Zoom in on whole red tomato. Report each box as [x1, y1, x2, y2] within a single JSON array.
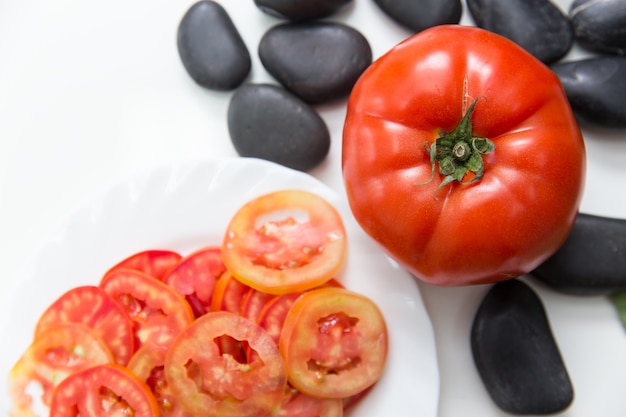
[[342, 25, 586, 286]]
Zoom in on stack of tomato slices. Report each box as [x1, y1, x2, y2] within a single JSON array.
[[7, 190, 389, 417]]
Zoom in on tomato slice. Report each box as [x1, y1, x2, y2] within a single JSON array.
[[272, 385, 344, 417], [34, 285, 134, 365], [279, 287, 388, 399], [127, 343, 193, 417], [164, 311, 287, 417], [210, 270, 250, 314], [99, 269, 194, 350], [258, 292, 302, 345], [106, 249, 183, 280], [163, 246, 227, 317], [241, 288, 276, 322], [222, 190, 347, 295], [8, 322, 113, 415], [50, 363, 159, 416]]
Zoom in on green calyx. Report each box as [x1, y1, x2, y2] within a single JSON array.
[[418, 98, 495, 197]]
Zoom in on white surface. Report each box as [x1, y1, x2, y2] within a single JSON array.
[[0, 0, 625, 416], [0, 157, 439, 416]]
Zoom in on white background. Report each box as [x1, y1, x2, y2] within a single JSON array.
[[1, 0, 626, 416]]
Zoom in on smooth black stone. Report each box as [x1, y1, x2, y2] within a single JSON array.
[[227, 84, 330, 172], [258, 22, 372, 104], [373, 0, 462, 33], [254, 0, 353, 22], [570, 0, 626, 55], [471, 280, 574, 415], [531, 213, 626, 295], [177, 1, 251, 90], [552, 57, 626, 127], [467, 0, 573, 64]]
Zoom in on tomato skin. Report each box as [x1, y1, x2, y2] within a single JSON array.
[[49, 363, 159, 417], [279, 287, 388, 399], [222, 190, 347, 295], [342, 25, 586, 286], [34, 285, 134, 365]]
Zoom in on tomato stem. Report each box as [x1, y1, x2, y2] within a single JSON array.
[[416, 97, 495, 197]]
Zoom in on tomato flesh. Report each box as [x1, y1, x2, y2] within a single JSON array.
[[279, 287, 387, 399], [50, 363, 159, 417], [163, 246, 226, 318], [222, 190, 347, 295], [106, 249, 182, 280], [164, 311, 287, 417], [100, 269, 194, 350], [34, 285, 134, 365], [8, 322, 113, 415]]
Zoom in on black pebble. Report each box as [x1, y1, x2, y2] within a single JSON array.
[[471, 280, 574, 415], [177, 1, 251, 90], [570, 0, 626, 55], [227, 84, 330, 172], [467, 0, 573, 64], [254, 0, 353, 22], [373, 0, 462, 33], [531, 212, 626, 295], [258, 22, 372, 104], [552, 56, 626, 127]]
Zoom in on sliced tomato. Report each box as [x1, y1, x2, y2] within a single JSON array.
[[106, 249, 182, 280], [127, 343, 193, 417], [222, 190, 347, 295], [49, 363, 159, 416], [272, 384, 344, 417], [210, 270, 250, 314], [99, 268, 194, 350], [34, 285, 134, 365], [163, 246, 226, 318], [164, 311, 287, 417], [279, 287, 388, 399], [8, 322, 113, 415], [241, 288, 276, 323], [258, 292, 302, 345]]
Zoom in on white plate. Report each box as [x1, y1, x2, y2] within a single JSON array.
[[0, 157, 439, 416]]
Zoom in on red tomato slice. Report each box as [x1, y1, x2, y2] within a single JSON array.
[[99, 269, 194, 350], [34, 285, 134, 365], [127, 343, 193, 417], [106, 249, 183, 280], [258, 292, 302, 345], [222, 190, 347, 295], [50, 363, 159, 417], [241, 288, 276, 322], [279, 287, 388, 399], [272, 385, 343, 417], [8, 322, 113, 415], [163, 246, 226, 318], [210, 270, 250, 314], [164, 311, 287, 417]]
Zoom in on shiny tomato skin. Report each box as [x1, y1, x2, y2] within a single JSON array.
[[342, 25, 586, 286], [164, 311, 287, 417], [49, 363, 159, 417], [222, 190, 347, 295], [34, 285, 134, 365], [99, 268, 194, 350], [279, 287, 388, 399], [8, 322, 113, 415]]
